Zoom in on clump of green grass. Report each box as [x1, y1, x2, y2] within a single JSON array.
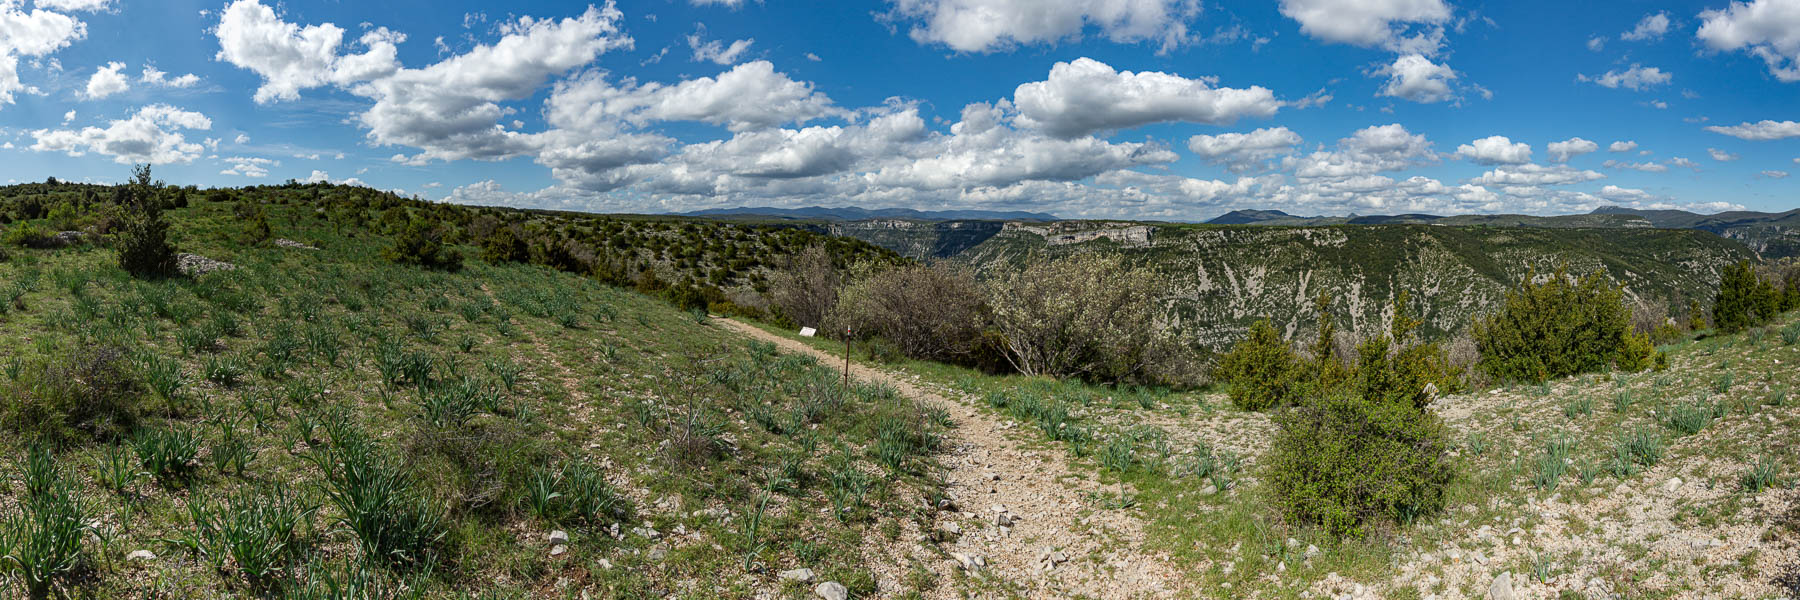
[[524, 461, 632, 526], [1562, 396, 1593, 418], [1, 448, 88, 598], [1532, 437, 1576, 490], [182, 484, 315, 589], [133, 426, 202, 487], [1608, 427, 1664, 477], [306, 424, 446, 571], [1741, 457, 1779, 494], [1612, 390, 1636, 413], [1662, 400, 1720, 436]]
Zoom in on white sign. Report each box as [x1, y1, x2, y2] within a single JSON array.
[[799, 327, 817, 337]]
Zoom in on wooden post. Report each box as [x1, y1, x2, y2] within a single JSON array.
[[841, 326, 851, 398]]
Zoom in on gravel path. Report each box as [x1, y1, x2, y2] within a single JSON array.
[[716, 318, 1187, 599]]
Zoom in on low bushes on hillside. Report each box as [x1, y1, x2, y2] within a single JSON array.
[[385, 217, 463, 271], [1471, 267, 1637, 383], [766, 245, 843, 329], [1215, 320, 1303, 411], [1, 346, 142, 444]]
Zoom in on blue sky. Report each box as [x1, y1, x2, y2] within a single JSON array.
[[0, 0, 1797, 220]]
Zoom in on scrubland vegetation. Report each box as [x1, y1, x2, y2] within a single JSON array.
[[2, 167, 1797, 598]]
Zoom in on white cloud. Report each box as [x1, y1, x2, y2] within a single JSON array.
[[1587, 36, 1605, 51], [303, 169, 366, 186], [687, 24, 753, 65], [1277, 0, 1450, 54], [32, 0, 110, 10], [1698, 0, 1800, 82], [1608, 140, 1638, 152], [805, 52, 821, 61], [1600, 185, 1651, 200], [1455, 135, 1532, 165], [350, 4, 632, 164], [1578, 65, 1671, 90], [1186, 126, 1303, 172], [1708, 147, 1741, 161], [1376, 53, 1457, 103], [1705, 119, 1800, 140], [213, 0, 405, 103], [1603, 159, 1669, 172], [1546, 137, 1598, 162], [886, 0, 1203, 54], [1472, 164, 1606, 185], [29, 104, 212, 164], [82, 60, 127, 99], [1, 1, 87, 108], [140, 65, 200, 88], [1621, 12, 1670, 41], [1009, 57, 1281, 138], [60, 108, 73, 122], [1287, 123, 1437, 178], [546, 60, 843, 133], [220, 156, 276, 177], [1669, 156, 1699, 168], [690, 0, 745, 6], [1763, 170, 1790, 178], [233, 133, 249, 144]]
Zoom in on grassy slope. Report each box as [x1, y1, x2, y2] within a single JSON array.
[[0, 198, 951, 598], [745, 314, 1800, 599]]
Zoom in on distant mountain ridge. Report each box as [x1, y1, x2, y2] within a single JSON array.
[[682, 206, 1059, 222]]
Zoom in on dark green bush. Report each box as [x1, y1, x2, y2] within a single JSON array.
[[1471, 267, 1631, 383], [1714, 261, 1782, 334], [384, 217, 462, 271], [1616, 331, 1658, 372], [116, 165, 178, 277], [1266, 387, 1454, 538], [1215, 319, 1302, 411], [479, 226, 528, 264], [3, 222, 48, 248]]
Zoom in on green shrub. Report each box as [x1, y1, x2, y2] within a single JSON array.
[[984, 252, 1184, 384], [384, 217, 462, 271], [1616, 331, 1656, 372], [0, 347, 141, 444], [1472, 267, 1632, 383], [827, 262, 989, 363], [1216, 320, 1303, 411], [1714, 261, 1781, 334], [1267, 388, 1454, 538], [3, 221, 48, 248], [116, 165, 178, 277]]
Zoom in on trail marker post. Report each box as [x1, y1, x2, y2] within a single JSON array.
[[841, 326, 851, 399]]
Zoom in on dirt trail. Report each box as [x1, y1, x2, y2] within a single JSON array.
[[715, 318, 1186, 599]]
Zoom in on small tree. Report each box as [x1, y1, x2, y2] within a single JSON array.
[[1216, 320, 1303, 411], [480, 225, 529, 264], [766, 245, 843, 329], [1714, 261, 1780, 333], [985, 252, 1173, 382], [1471, 267, 1631, 383], [827, 262, 988, 362], [116, 164, 178, 277], [385, 217, 462, 271]]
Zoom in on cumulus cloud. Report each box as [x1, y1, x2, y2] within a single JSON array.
[[213, 0, 405, 103], [1376, 53, 1457, 103], [1587, 36, 1605, 51], [1009, 57, 1281, 138], [1600, 185, 1651, 200], [220, 156, 276, 177], [1705, 119, 1800, 140], [29, 104, 212, 164], [687, 23, 753, 64], [1472, 163, 1605, 186], [1603, 159, 1669, 172], [886, 0, 1203, 54], [1608, 140, 1638, 152], [1287, 123, 1437, 178], [1578, 65, 1671, 90], [33, 0, 110, 10], [1708, 147, 1741, 161], [140, 65, 200, 88], [1, 0, 87, 108], [1763, 170, 1790, 178], [1455, 135, 1532, 165], [1698, 0, 1800, 82], [1277, 0, 1450, 55], [1669, 156, 1699, 168], [1186, 126, 1302, 172], [81, 60, 126, 99], [1621, 12, 1670, 41], [1546, 137, 1598, 162], [549, 60, 843, 133]]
